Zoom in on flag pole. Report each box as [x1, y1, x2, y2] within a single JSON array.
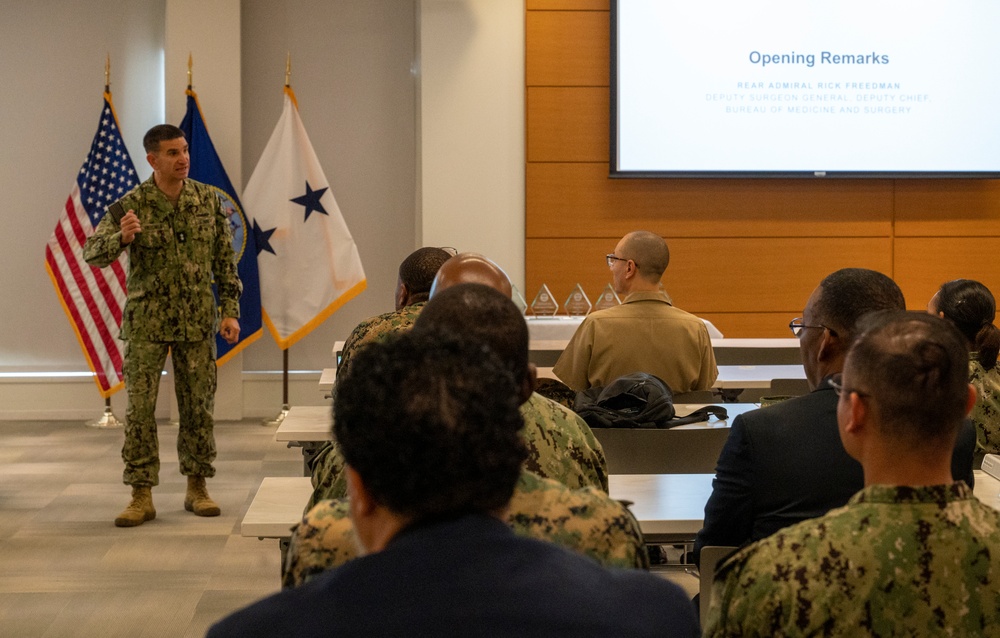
[[263, 348, 291, 425], [85, 55, 125, 429], [263, 57, 295, 427], [87, 396, 124, 428]]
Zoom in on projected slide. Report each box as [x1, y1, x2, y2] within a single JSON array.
[[614, 0, 1000, 176]]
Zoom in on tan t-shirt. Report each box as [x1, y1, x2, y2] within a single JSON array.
[[553, 290, 718, 392]]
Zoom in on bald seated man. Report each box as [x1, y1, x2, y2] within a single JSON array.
[[429, 251, 512, 298], [554, 230, 718, 393], [306, 252, 609, 508]]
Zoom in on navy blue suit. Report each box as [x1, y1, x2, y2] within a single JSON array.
[[694, 377, 976, 563], [210, 514, 699, 638]]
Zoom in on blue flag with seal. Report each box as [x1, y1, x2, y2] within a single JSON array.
[[180, 88, 263, 365]]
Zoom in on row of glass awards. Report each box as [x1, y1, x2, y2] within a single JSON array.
[[512, 284, 621, 317]]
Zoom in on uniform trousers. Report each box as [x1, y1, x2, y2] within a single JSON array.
[[122, 338, 217, 486]]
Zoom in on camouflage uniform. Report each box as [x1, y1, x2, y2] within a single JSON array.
[[705, 482, 1000, 637], [337, 302, 425, 379], [83, 176, 241, 487], [969, 355, 1000, 455], [284, 469, 646, 588], [305, 392, 608, 510], [305, 304, 425, 508]]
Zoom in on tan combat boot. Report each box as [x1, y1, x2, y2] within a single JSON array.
[[114, 486, 156, 527], [185, 476, 221, 517]]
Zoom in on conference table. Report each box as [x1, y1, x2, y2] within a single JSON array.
[[241, 473, 717, 557], [274, 406, 331, 474]]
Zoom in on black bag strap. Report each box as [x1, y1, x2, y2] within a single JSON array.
[[662, 405, 728, 428]]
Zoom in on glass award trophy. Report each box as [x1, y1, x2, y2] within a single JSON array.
[[563, 284, 592, 316], [593, 284, 621, 311], [511, 284, 528, 315], [530, 284, 559, 316]]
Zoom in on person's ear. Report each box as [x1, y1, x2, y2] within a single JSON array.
[[146, 152, 156, 170], [965, 383, 978, 418], [395, 282, 409, 310], [346, 466, 375, 518], [842, 390, 868, 436], [520, 364, 538, 405], [816, 327, 842, 362]]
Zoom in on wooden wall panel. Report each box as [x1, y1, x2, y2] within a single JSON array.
[[894, 238, 1000, 310], [526, 163, 893, 238], [698, 313, 803, 339], [527, 0, 609, 10], [525, 7, 1000, 337], [527, 87, 607, 162], [526, 11, 608, 86], [526, 237, 891, 316], [894, 180, 1000, 236]]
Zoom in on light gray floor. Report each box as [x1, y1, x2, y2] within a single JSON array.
[[0, 418, 302, 638]]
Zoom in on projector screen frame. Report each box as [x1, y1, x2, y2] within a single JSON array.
[[608, 0, 1000, 180]]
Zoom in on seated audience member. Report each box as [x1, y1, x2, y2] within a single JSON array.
[[553, 230, 717, 392], [309, 253, 608, 509], [285, 285, 643, 584], [336, 246, 452, 377], [929, 279, 1000, 460], [306, 247, 451, 510], [209, 332, 699, 638], [694, 268, 976, 563], [705, 312, 1000, 636]]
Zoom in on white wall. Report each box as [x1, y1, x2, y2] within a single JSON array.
[[0, 0, 526, 419], [418, 0, 526, 291]]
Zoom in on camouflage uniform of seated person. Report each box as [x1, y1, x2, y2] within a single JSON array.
[[285, 469, 646, 588], [335, 246, 452, 379]]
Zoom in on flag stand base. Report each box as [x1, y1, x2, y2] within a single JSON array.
[[87, 406, 124, 429], [263, 404, 290, 427]]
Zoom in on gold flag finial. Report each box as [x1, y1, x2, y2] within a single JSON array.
[[104, 54, 110, 92], [285, 52, 292, 87], [187, 53, 193, 90]]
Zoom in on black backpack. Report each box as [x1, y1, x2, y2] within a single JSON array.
[[574, 372, 727, 429]]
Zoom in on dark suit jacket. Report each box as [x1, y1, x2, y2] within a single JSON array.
[[209, 514, 699, 638], [694, 377, 976, 564]]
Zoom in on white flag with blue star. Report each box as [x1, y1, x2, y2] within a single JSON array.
[[243, 86, 366, 349]]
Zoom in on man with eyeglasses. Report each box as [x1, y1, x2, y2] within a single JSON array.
[[694, 268, 975, 565], [553, 230, 717, 393], [705, 312, 1000, 636]]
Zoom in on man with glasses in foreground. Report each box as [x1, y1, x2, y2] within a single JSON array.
[[553, 230, 717, 392], [694, 268, 975, 564], [705, 311, 1000, 636]]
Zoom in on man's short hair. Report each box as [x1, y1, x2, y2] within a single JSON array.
[[621, 231, 670, 282], [398, 247, 452, 303], [143, 124, 186, 154], [413, 283, 529, 381], [816, 268, 905, 344], [333, 330, 527, 519], [848, 311, 969, 443]]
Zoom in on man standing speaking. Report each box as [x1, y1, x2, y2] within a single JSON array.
[[84, 124, 242, 527]]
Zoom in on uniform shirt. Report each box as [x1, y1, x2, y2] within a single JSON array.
[[553, 290, 717, 392], [705, 482, 1000, 637], [306, 392, 609, 511], [283, 469, 647, 588], [337, 302, 425, 379], [82, 176, 241, 341], [969, 354, 1000, 455]]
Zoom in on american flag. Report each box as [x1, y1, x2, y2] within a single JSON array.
[[44, 92, 139, 397]]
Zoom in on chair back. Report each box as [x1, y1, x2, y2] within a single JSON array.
[[699, 545, 738, 628]]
